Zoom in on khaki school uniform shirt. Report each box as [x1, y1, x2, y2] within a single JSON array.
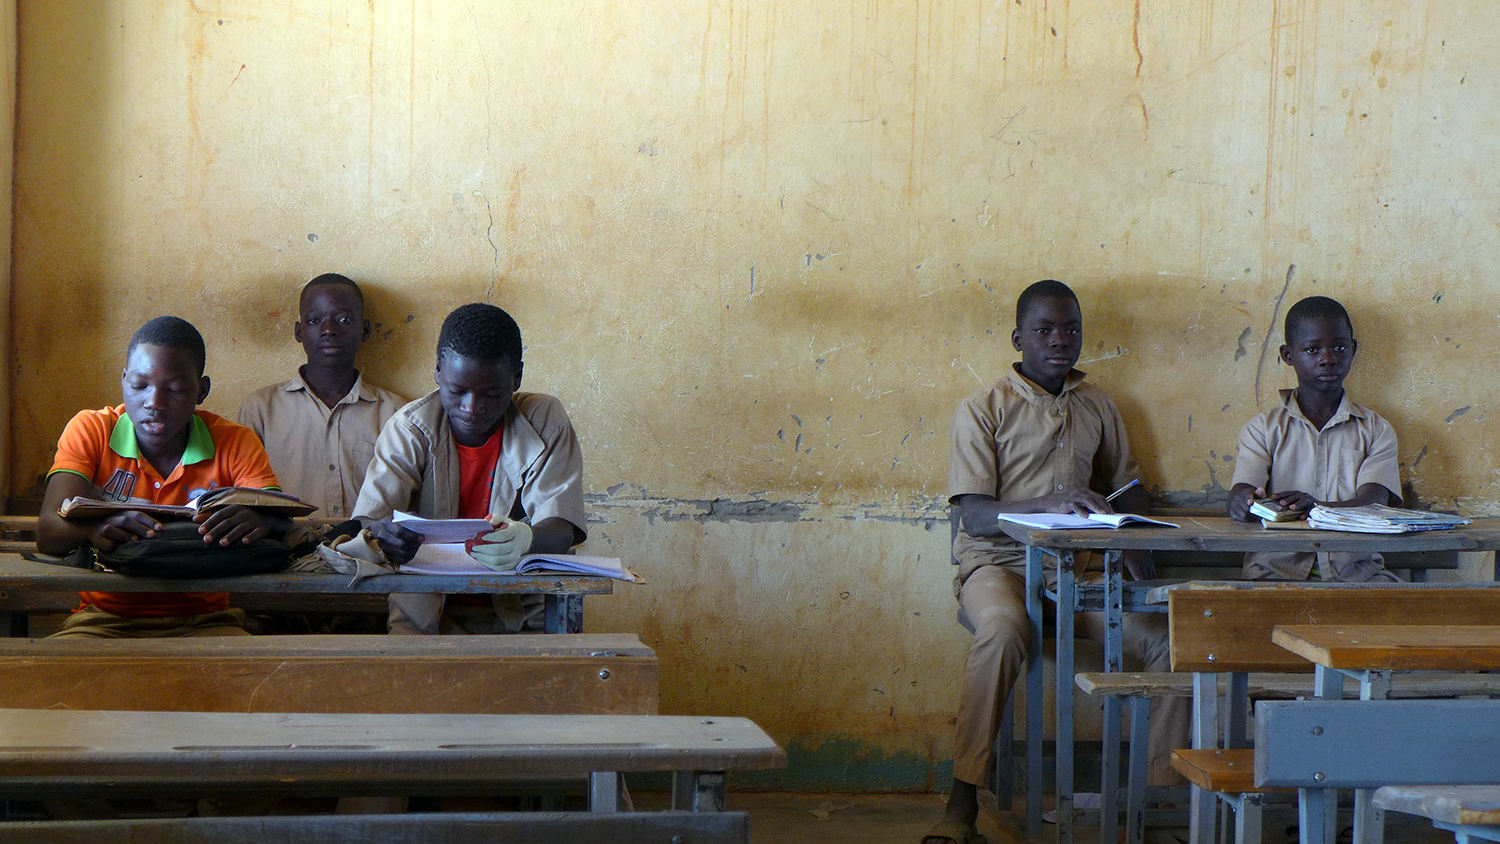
[[237, 370, 406, 519], [948, 364, 1139, 585], [352, 390, 587, 540], [1232, 388, 1401, 581]]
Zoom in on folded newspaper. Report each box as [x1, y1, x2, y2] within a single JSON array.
[[1306, 504, 1472, 534]]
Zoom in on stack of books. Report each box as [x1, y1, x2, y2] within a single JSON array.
[[1306, 504, 1472, 534]]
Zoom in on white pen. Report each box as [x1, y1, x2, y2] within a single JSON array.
[[1104, 478, 1140, 503]]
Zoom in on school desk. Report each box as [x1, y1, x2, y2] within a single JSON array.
[[992, 516, 1500, 844], [0, 552, 613, 635], [1262, 623, 1500, 844]]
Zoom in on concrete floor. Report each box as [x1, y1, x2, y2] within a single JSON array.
[[712, 792, 1457, 844]]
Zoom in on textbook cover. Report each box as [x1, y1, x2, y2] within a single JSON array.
[[58, 487, 317, 519], [994, 512, 1179, 530]]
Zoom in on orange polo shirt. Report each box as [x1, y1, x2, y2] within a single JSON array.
[[48, 406, 281, 617]]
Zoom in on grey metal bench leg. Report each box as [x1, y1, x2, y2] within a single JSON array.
[[1233, 793, 1263, 844], [1190, 672, 1219, 844], [1300, 666, 1342, 844], [1125, 696, 1150, 844], [544, 594, 585, 633], [672, 771, 727, 812], [1025, 544, 1046, 838], [1057, 551, 1078, 844], [589, 772, 626, 812], [1100, 552, 1125, 844]]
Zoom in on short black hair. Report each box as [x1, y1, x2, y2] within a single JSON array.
[[301, 273, 364, 310], [436, 303, 523, 368], [1015, 279, 1079, 327], [127, 316, 207, 376], [1284, 296, 1353, 343]]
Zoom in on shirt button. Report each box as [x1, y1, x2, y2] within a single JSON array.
[[330, 505, 340, 514], [329, 464, 336, 471], [1057, 443, 1064, 449], [1057, 484, 1064, 490], [153, 482, 161, 489]]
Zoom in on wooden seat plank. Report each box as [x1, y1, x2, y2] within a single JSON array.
[[1273, 625, 1500, 671], [1373, 785, 1500, 826], [0, 710, 786, 796], [1170, 749, 1289, 794], [0, 634, 658, 715], [1170, 588, 1500, 672], [0, 811, 751, 844]]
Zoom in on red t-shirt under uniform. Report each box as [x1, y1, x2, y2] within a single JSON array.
[[450, 428, 503, 605]]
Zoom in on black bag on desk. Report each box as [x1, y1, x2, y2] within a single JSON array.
[[93, 521, 292, 579]]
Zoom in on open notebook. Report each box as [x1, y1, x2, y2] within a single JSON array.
[[391, 513, 637, 582], [995, 512, 1179, 530]]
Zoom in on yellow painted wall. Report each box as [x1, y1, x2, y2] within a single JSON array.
[[10, 1, 1500, 788]]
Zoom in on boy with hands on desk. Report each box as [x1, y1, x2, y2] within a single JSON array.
[[929, 280, 1186, 844], [1227, 295, 1402, 582], [353, 303, 586, 635], [36, 316, 288, 638]]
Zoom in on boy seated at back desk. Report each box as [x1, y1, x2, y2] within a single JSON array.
[[929, 279, 1187, 844], [1227, 295, 1402, 582], [352, 302, 587, 635], [35, 316, 288, 638], [237, 273, 405, 521]]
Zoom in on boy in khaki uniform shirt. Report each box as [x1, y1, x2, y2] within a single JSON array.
[[927, 280, 1187, 844], [1228, 295, 1401, 581], [237, 274, 405, 519]]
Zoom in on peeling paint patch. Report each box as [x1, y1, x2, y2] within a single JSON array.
[[1233, 326, 1252, 361], [1446, 406, 1472, 424]]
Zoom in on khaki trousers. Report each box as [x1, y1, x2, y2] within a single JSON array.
[[48, 606, 250, 639], [953, 562, 1188, 787]]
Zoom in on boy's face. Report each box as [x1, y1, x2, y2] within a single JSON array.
[[121, 343, 209, 456], [434, 352, 523, 447], [1012, 295, 1083, 391], [1280, 315, 1357, 393], [295, 284, 370, 369]]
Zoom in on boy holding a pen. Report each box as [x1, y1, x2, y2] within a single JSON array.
[[926, 280, 1186, 844]]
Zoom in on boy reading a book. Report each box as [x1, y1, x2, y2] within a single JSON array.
[[237, 274, 405, 520], [929, 280, 1187, 844], [1227, 296, 1401, 581], [353, 303, 587, 635], [36, 316, 286, 638]]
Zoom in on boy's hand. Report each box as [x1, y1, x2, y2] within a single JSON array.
[[368, 518, 423, 566], [1265, 489, 1316, 512], [1227, 485, 1263, 521], [1043, 488, 1112, 516], [194, 505, 270, 546], [89, 511, 162, 552], [465, 521, 534, 572]]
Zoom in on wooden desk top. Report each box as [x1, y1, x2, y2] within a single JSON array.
[[0, 554, 614, 596], [1373, 785, 1500, 826], [0, 709, 786, 788], [996, 516, 1500, 553], [1273, 624, 1500, 671]]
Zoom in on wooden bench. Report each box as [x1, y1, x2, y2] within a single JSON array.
[[1167, 589, 1500, 844], [0, 709, 785, 841], [1373, 785, 1500, 844], [0, 633, 659, 715], [0, 812, 751, 844]]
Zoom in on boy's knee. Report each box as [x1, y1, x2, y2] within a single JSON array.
[[969, 602, 1029, 648]]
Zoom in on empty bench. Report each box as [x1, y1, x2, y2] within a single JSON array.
[[0, 709, 786, 842]]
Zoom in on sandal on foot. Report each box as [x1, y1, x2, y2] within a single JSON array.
[[922, 819, 988, 844]]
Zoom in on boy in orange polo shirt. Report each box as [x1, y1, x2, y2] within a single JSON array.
[[36, 316, 286, 638]]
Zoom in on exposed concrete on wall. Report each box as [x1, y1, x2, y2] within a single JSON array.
[[10, 1, 1500, 789]]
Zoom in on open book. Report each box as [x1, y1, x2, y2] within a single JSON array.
[[391, 512, 638, 582], [995, 512, 1179, 530], [58, 487, 317, 519]]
